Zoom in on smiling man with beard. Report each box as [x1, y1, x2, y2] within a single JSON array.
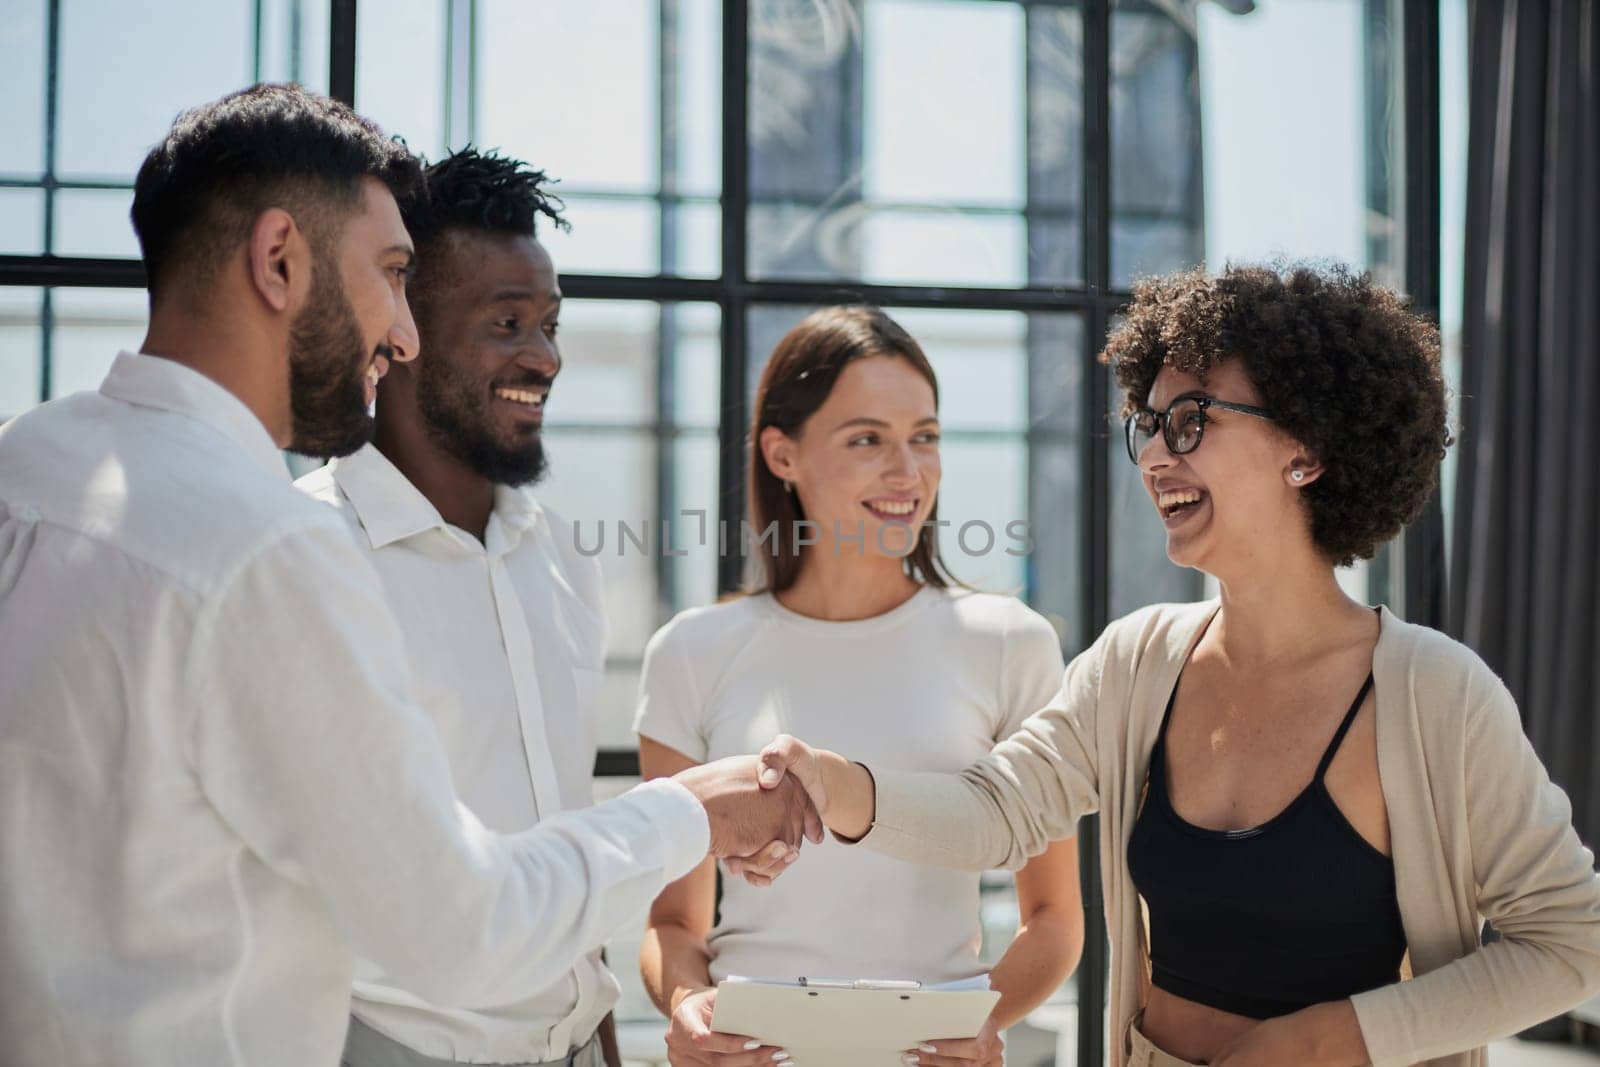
[[0, 89, 820, 1067], [297, 149, 629, 1067]]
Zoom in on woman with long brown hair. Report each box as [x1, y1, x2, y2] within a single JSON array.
[[635, 305, 1083, 1067]]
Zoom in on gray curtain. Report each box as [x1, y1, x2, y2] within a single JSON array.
[[1451, 0, 1600, 843]]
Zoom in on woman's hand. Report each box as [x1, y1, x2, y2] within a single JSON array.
[[664, 986, 790, 1067], [758, 734, 877, 840], [1208, 1001, 1367, 1067], [1206, 1016, 1307, 1067], [757, 736, 829, 816], [729, 734, 869, 885], [904, 1016, 1004, 1067]]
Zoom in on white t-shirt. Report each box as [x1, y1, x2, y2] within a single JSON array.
[[634, 585, 1066, 985]]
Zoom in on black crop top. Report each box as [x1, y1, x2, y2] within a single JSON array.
[[1126, 674, 1407, 1019]]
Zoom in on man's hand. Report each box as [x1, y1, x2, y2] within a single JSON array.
[[597, 1010, 621, 1067], [723, 841, 800, 888], [714, 735, 834, 886], [674, 755, 823, 862]]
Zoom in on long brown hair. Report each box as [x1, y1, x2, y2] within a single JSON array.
[[746, 305, 961, 594]]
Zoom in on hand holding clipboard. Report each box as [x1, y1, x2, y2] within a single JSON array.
[[710, 974, 1000, 1067]]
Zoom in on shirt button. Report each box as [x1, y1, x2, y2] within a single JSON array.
[[17, 504, 40, 522]]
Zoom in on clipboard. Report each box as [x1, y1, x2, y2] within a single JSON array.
[[710, 975, 1000, 1067]]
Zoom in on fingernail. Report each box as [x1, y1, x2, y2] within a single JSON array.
[[919, 1045, 937, 1053], [773, 1053, 790, 1062], [783, 849, 800, 863], [902, 1057, 919, 1065], [744, 1040, 762, 1050]]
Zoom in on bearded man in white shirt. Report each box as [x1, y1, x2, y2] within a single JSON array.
[[296, 148, 642, 1067], [0, 86, 818, 1067]]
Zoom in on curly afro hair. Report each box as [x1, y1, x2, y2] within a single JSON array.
[[1101, 263, 1451, 567]]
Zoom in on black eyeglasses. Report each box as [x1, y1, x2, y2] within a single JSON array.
[[1124, 394, 1276, 465]]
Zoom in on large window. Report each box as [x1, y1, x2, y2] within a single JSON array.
[[0, 2, 1445, 1062]]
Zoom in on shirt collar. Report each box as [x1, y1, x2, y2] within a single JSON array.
[[491, 481, 545, 538], [328, 444, 545, 551], [98, 351, 289, 482]]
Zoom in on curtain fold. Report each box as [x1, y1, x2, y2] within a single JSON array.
[[1451, 0, 1600, 842]]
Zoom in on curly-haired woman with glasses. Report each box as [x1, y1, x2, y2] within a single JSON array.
[[753, 264, 1600, 1067]]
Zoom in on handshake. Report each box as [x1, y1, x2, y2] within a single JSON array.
[[671, 736, 844, 885]]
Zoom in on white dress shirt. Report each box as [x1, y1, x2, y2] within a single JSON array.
[[0, 352, 708, 1067], [296, 445, 618, 1063]]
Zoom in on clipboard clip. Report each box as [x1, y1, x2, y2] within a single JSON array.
[[797, 976, 923, 991]]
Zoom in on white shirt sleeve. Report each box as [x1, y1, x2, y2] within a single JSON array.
[[996, 605, 1069, 741], [633, 619, 711, 763], [183, 519, 709, 1008]]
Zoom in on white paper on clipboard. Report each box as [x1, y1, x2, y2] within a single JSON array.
[[710, 975, 1000, 1067]]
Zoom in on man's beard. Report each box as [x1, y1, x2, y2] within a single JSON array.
[[286, 254, 378, 458], [415, 351, 549, 487]]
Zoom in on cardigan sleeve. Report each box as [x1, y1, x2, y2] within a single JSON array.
[[1352, 670, 1600, 1065], [861, 616, 1112, 872]]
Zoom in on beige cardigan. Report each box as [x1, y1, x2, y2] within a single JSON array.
[[862, 601, 1600, 1067]]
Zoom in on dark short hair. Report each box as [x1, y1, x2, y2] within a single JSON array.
[[400, 145, 568, 251], [397, 147, 567, 316], [131, 83, 421, 299], [1102, 263, 1451, 567], [749, 304, 961, 593]]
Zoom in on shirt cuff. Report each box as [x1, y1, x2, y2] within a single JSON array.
[[629, 777, 711, 882]]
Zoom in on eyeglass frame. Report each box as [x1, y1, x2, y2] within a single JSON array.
[[1123, 393, 1277, 465]]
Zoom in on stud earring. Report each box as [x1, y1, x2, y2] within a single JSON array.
[[783, 480, 793, 493], [1291, 469, 1306, 483]]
